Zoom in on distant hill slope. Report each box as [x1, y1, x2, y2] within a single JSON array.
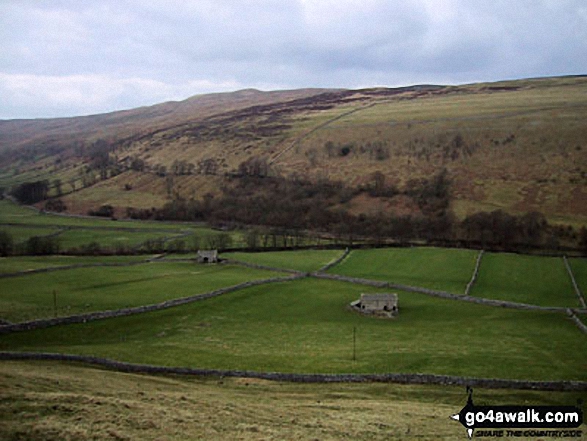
[[0, 76, 586, 230], [0, 88, 334, 153]]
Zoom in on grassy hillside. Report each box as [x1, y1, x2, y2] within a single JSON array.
[[1, 76, 586, 230], [3, 361, 584, 441]]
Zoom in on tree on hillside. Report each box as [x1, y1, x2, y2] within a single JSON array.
[[12, 180, 50, 204]]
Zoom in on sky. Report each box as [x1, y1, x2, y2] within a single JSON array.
[[1, 0, 586, 120]]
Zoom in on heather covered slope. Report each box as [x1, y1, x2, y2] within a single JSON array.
[[1, 76, 586, 228]]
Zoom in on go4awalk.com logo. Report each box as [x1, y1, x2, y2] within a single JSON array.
[[450, 388, 583, 439]]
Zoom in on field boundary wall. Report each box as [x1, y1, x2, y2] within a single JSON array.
[[563, 256, 587, 308], [464, 250, 484, 296], [313, 272, 587, 314], [1, 351, 585, 391], [0, 274, 304, 335], [318, 247, 350, 272]]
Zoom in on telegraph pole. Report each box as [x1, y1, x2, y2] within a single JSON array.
[[352, 326, 357, 361]]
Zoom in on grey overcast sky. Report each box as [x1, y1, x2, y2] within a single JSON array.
[[1, 0, 586, 119]]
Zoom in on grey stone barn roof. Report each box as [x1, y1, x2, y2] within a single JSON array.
[[360, 293, 397, 302]]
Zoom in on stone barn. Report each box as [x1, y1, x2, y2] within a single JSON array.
[[197, 249, 218, 263], [350, 293, 398, 318]]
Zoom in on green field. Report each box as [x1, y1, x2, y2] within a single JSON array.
[[569, 258, 587, 297], [56, 228, 180, 250], [329, 247, 479, 293], [471, 252, 579, 307], [0, 199, 192, 231], [0, 199, 244, 252], [223, 249, 344, 272], [2, 277, 585, 381], [0, 255, 148, 274], [0, 225, 61, 243], [0, 263, 282, 322]]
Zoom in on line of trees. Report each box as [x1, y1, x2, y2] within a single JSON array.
[[122, 170, 584, 253], [0, 232, 60, 256]]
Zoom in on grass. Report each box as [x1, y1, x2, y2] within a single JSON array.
[[0, 199, 187, 231], [222, 249, 345, 272], [0, 225, 61, 243], [0, 199, 245, 250], [56, 229, 180, 250], [2, 361, 584, 441], [569, 258, 587, 298], [0, 263, 283, 322], [0, 255, 149, 274], [470, 252, 579, 307], [2, 277, 585, 381], [329, 247, 479, 293]]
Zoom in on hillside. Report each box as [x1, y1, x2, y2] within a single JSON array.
[[1, 76, 586, 246]]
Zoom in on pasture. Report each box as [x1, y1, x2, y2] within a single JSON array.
[[0, 254, 147, 274], [1, 243, 586, 439], [0, 262, 282, 322], [1, 276, 585, 381], [329, 247, 479, 293], [223, 249, 345, 272], [470, 252, 579, 307], [0, 199, 242, 253]]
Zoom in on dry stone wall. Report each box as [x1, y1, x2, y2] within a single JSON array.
[[567, 309, 587, 334], [0, 274, 304, 335], [312, 272, 587, 314], [563, 256, 586, 308], [317, 247, 350, 272], [1, 351, 585, 391], [464, 250, 484, 296]]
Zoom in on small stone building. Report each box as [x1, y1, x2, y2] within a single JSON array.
[[350, 293, 398, 318], [197, 249, 218, 263]]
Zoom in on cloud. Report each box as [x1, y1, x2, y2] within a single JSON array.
[[0, 0, 586, 118]]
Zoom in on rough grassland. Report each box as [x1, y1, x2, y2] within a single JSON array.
[[2, 278, 585, 381], [329, 247, 478, 293], [0, 263, 282, 322], [470, 253, 579, 307], [223, 249, 345, 272], [3, 362, 584, 441]]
